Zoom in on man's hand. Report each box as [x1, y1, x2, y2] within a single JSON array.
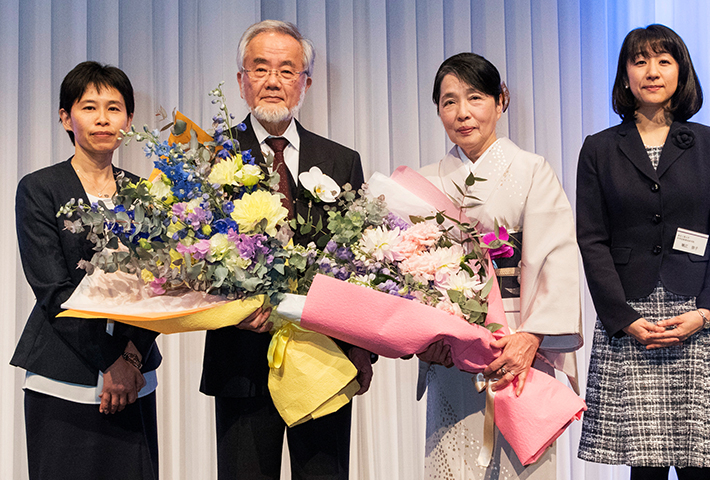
[[348, 347, 373, 395], [416, 339, 454, 367], [235, 306, 273, 333], [483, 332, 542, 396], [99, 341, 145, 414]]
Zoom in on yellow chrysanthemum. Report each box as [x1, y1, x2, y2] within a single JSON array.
[[208, 156, 242, 186], [230, 190, 288, 236], [235, 163, 264, 187]]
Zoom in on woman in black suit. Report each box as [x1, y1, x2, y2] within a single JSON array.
[[12, 62, 161, 480], [577, 25, 710, 480]]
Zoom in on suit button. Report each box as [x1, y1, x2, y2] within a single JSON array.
[[653, 245, 662, 255], [651, 183, 660, 192], [653, 214, 662, 224]]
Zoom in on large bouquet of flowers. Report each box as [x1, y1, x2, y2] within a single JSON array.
[[57, 85, 359, 427], [277, 166, 585, 466], [59, 84, 295, 330], [286, 166, 510, 332]]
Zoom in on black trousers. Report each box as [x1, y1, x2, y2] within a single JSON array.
[[215, 395, 352, 480], [24, 389, 158, 480], [631, 466, 710, 480]]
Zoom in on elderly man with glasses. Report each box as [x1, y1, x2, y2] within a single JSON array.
[[200, 20, 373, 480]]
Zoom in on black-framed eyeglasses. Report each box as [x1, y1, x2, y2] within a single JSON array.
[[242, 67, 307, 84]]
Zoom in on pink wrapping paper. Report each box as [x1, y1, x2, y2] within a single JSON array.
[[300, 274, 586, 466], [302, 273, 507, 372], [494, 368, 585, 464]]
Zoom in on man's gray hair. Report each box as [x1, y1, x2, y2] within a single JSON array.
[[237, 20, 315, 76]]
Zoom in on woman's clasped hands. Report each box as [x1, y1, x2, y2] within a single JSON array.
[[625, 309, 708, 349]]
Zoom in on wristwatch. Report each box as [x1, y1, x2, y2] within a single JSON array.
[[698, 309, 710, 329]]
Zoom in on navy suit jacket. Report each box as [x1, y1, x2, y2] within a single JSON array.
[[576, 120, 710, 337], [12, 159, 161, 385], [200, 115, 364, 397]]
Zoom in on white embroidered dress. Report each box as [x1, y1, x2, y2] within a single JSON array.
[[418, 138, 582, 479]]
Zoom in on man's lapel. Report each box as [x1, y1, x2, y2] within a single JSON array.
[[237, 115, 264, 163]]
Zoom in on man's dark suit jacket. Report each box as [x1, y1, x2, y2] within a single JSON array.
[[577, 120, 710, 338], [12, 159, 161, 385], [200, 115, 364, 398]]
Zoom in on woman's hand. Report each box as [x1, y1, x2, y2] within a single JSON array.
[[483, 332, 542, 396], [416, 339, 454, 368], [99, 341, 145, 414], [644, 310, 706, 348], [623, 317, 671, 349], [235, 306, 273, 333]]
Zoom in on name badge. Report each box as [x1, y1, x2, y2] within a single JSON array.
[[673, 228, 708, 256]]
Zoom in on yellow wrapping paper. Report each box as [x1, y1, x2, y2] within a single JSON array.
[[267, 322, 359, 427], [57, 296, 265, 334]]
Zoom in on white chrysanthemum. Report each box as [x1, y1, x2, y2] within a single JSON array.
[[431, 244, 465, 283], [358, 226, 403, 262], [435, 269, 485, 297], [298, 166, 341, 203]]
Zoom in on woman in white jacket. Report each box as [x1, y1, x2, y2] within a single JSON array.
[[417, 52, 582, 479]]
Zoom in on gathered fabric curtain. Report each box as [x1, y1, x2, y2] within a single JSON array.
[[2, 1, 706, 479]]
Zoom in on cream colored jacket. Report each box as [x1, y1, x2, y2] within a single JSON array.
[[419, 138, 582, 387]]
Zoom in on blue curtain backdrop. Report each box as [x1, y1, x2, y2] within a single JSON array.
[[1, 1, 706, 479]]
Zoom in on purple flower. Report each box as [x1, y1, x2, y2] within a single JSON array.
[[234, 233, 271, 261], [481, 226, 514, 259], [325, 240, 337, 253], [236, 123, 247, 132], [383, 212, 410, 231], [335, 246, 354, 262]]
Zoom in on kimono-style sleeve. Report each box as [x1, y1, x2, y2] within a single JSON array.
[[517, 156, 582, 352]]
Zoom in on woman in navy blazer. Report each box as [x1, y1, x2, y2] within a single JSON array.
[[12, 62, 161, 480], [577, 25, 710, 480]]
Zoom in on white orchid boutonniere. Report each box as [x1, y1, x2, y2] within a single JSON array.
[[299, 167, 341, 203]]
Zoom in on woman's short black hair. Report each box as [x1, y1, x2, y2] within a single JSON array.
[[612, 24, 702, 122], [432, 53, 507, 113], [59, 61, 135, 144]]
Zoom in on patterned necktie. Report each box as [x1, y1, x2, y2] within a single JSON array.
[[265, 136, 294, 219]]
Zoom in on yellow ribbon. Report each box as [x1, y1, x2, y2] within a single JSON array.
[[267, 321, 310, 369], [473, 373, 498, 467]]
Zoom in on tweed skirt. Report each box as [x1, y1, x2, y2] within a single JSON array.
[[578, 283, 710, 467]]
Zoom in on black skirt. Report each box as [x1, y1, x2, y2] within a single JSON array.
[[24, 389, 158, 480]]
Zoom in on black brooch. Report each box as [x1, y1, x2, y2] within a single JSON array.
[[671, 127, 695, 149]]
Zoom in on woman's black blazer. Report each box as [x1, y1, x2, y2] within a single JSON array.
[[577, 120, 710, 337], [12, 158, 161, 386]]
